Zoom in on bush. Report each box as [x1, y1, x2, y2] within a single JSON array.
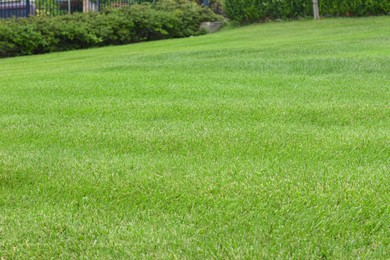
[[0, 1, 223, 58], [0, 18, 46, 57], [224, 0, 390, 24], [319, 0, 390, 17]]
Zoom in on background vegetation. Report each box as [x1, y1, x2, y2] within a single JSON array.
[[224, 0, 390, 23], [0, 17, 389, 258], [0, 1, 222, 58]]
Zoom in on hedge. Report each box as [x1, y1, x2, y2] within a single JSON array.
[[224, 0, 390, 24], [0, 1, 223, 58]]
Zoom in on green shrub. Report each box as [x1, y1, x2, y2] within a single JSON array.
[[224, 0, 389, 24], [319, 0, 390, 17], [0, 19, 46, 57], [34, 14, 101, 53], [154, 0, 223, 36], [0, 2, 223, 58]]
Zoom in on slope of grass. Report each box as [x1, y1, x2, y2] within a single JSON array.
[[0, 17, 389, 258]]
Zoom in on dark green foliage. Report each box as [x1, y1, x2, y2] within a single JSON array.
[[0, 2, 222, 58], [0, 19, 46, 57], [224, 0, 389, 24], [319, 0, 390, 17]]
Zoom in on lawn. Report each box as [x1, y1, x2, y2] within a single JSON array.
[[0, 17, 389, 258]]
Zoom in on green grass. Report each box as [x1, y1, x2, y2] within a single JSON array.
[[0, 17, 389, 258]]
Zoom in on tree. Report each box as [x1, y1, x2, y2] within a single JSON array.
[[313, 0, 320, 19]]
